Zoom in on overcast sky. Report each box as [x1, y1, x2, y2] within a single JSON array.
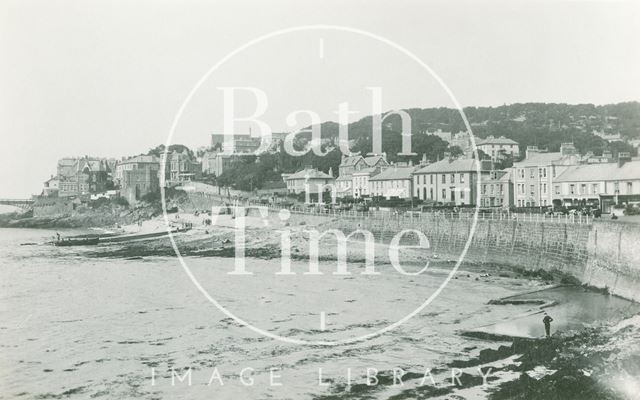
[[1, 0, 639, 198]]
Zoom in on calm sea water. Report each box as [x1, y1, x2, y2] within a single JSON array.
[[0, 227, 555, 399]]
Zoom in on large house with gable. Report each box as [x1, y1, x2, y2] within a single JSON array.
[[336, 154, 389, 197], [56, 156, 113, 197]]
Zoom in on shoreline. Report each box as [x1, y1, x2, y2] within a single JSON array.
[[4, 212, 639, 399]]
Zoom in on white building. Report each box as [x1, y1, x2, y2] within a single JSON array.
[[413, 158, 492, 205], [476, 136, 519, 160], [553, 157, 640, 213], [511, 144, 579, 208], [352, 167, 379, 198], [283, 168, 335, 195], [336, 154, 388, 198], [369, 165, 417, 199]]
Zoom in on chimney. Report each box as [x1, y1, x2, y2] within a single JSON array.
[[420, 154, 427, 166], [560, 143, 577, 156], [525, 146, 539, 159], [618, 152, 631, 167]]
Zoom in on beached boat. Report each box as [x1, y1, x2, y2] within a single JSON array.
[[98, 226, 191, 244], [54, 238, 100, 247]]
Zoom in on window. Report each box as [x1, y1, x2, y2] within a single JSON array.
[[592, 184, 598, 194], [441, 174, 446, 184], [461, 190, 465, 200], [490, 185, 494, 195], [614, 182, 620, 193], [450, 189, 456, 201], [627, 182, 633, 194], [555, 185, 560, 195], [542, 183, 547, 194], [460, 173, 465, 183], [543, 168, 547, 178], [442, 189, 446, 200], [530, 185, 535, 195], [450, 173, 455, 183], [530, 169, 535, 178], [581, 184, 587, 194], [430, 175, 434, 184], [482, 184, 486, 194], [538, 168, 542, 177], [429, 188, 433, 199], [570, 184, 575, 194]]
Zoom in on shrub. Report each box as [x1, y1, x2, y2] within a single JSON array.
[[112, 196, 129, 207]]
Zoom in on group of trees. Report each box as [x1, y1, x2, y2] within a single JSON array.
[[214, 130, 464, 191], [145, 102, 640, 192]]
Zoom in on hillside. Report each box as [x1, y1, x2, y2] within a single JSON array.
[[306, 102, 640, 156]]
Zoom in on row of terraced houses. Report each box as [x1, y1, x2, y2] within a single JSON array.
[[284, 141, 640, 213]]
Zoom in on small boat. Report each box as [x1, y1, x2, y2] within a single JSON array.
[[99, 226, 191, 244], [54, 238, 100, 247]]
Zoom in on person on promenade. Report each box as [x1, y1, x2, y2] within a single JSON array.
[[543, 312, 553, 338]]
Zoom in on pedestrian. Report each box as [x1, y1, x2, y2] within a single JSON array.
[[542, 312, 553, 338], [56, 232, 61, 242]]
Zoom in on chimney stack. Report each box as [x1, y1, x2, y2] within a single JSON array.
[[618, 152, 631, 167], [560, 143, 577, 156], [525, 146, 539, 159]]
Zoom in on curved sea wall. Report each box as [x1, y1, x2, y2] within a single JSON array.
[[180, 189, 639, 302], [324, 214, 640, 302]]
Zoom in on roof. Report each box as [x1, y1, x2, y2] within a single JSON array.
[[170, 151, 193, 160], [414, 158, 483, 174], [58, 157, 110, 176], [119, 155, 159, 165], [555, 161, 640, 183], [370, 166, 417, 181], [512, 152, 565, 167], [477, 136, 518, 146], [340, 155, 364, 167], [285, 168, 334, 180], [353, 167, 378, 176], [480, 170, 510, 183], [57, 158, 76, 166], [498, 170, 512, 182], [363, 155, 387, 166]]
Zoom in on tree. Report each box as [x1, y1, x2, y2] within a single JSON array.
[[147, 144, 195, 159]]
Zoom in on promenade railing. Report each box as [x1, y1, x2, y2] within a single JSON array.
[[181, 190, 594, 225]]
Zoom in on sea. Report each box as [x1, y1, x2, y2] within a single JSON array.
[[0, 226, 621, 400]]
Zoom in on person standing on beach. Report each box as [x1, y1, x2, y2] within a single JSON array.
[[543, 312, 553, 338]]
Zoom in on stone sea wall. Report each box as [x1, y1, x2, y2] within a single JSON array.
[[183, 190, 639, 302], [324, 214, 639, 302]]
